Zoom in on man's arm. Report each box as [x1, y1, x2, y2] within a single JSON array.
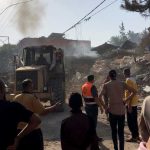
[[99, 85, 108, 110], [8, 103, 41, 150], [91, 85, 104, 113], [17, 114, 41, 139], [40, 101, 62, 115], [32, 97, 61, 115], [124, 83, 136, 104]]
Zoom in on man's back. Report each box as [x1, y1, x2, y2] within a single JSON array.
[[14, 93, 45, 114], [104, 80, 126, 115], [125, 77, 138, 106], [61, 112, 95, 150], [14, 93, 45, 129]]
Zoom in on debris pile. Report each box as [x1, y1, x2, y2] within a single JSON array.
[[66, 49, 150, 99]]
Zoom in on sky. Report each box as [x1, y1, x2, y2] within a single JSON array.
[[0, 0, 150, 47]]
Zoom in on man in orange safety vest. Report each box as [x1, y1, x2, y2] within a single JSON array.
[[82, 75, 104, 142]]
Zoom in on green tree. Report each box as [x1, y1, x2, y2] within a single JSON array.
[[109, 36, 122, 46], [127, 30, 141, 43], [141, 28, 149, 38], [119, 22, 128, 43], [121, 0, 150, 16], [109, 22, 127, 46]]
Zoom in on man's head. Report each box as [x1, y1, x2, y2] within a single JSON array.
[[87, 75, 94, 83], [109, 70, 117, 80], [69, 92, 83, 112], [0, 79, 6, 100], [123, 68, 130, 78], [22, 79, 33, 93]]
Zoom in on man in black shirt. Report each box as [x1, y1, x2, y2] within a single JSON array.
[[61, 93, 99, 150], [0, 79, 41, 150]]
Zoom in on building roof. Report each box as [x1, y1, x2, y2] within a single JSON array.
[[120, 40, 137, 49], [92, 42, 118, 54], [48, 33, 65, 39]]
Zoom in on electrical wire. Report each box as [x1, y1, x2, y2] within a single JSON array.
[[84, 0, 118, 21], [0, 0, 34, 16], [0, 7, 18, 34], [63, 0, 107, 34], [0, 7, 16, 33], [0, 0, 35, 35]]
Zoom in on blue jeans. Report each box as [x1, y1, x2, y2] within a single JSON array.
[[85, 104, 98, 129]]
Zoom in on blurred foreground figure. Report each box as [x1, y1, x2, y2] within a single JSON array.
[[139, 96, 150, 142], [0, 79, 41, 150], [138, 138, 150, 150], [61, 93, 99, 150]]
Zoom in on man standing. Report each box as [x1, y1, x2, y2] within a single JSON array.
[[81, 75, 103, 141], [99, 70, 136, 150], [14, 79, 61, 150], [61, 93, 99, 150], [123, 68, 140, 142], [0, 79, 41, 150]]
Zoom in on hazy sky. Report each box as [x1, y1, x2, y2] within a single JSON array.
[[0, 0, 150, 47]]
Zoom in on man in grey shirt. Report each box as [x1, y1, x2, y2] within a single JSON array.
[[99, 70, 136, 150]]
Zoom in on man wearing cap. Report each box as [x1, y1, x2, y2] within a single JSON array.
[[81, 75, 104, 141]]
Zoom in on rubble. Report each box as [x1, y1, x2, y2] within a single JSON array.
[[143, 85, 150, 93], [66, 48, 150, 99]]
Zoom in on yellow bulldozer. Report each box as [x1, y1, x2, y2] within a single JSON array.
[[7, 45, 65, 110]]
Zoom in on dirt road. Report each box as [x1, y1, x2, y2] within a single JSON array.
[[41, 105, 139, 150]]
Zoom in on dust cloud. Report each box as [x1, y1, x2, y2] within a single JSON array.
[[64, 42, 98, 57], [16, 0, 45, 34]]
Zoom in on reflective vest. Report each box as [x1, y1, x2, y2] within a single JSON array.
[[81, 82, 95, 104], [82, 82, 93, 98]]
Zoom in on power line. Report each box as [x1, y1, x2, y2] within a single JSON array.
[[0, 7, 18, 34], [63, 0, 107, 34], [0, 0, 34, 34], [0, 4, 17, 33], [84, 0, 118, 21], [0, 0, 34, 16]]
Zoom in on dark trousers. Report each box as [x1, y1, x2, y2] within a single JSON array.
[[17, 128, 43, 150], [109, 113, 125, 150], [127, 106, 139, 138], [85, 104, 98, 129]]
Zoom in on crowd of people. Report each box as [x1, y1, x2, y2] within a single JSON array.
[[0, 68, 150, 150]]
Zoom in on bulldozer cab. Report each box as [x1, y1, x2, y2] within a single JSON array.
[[22, 45, 56, 67]]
